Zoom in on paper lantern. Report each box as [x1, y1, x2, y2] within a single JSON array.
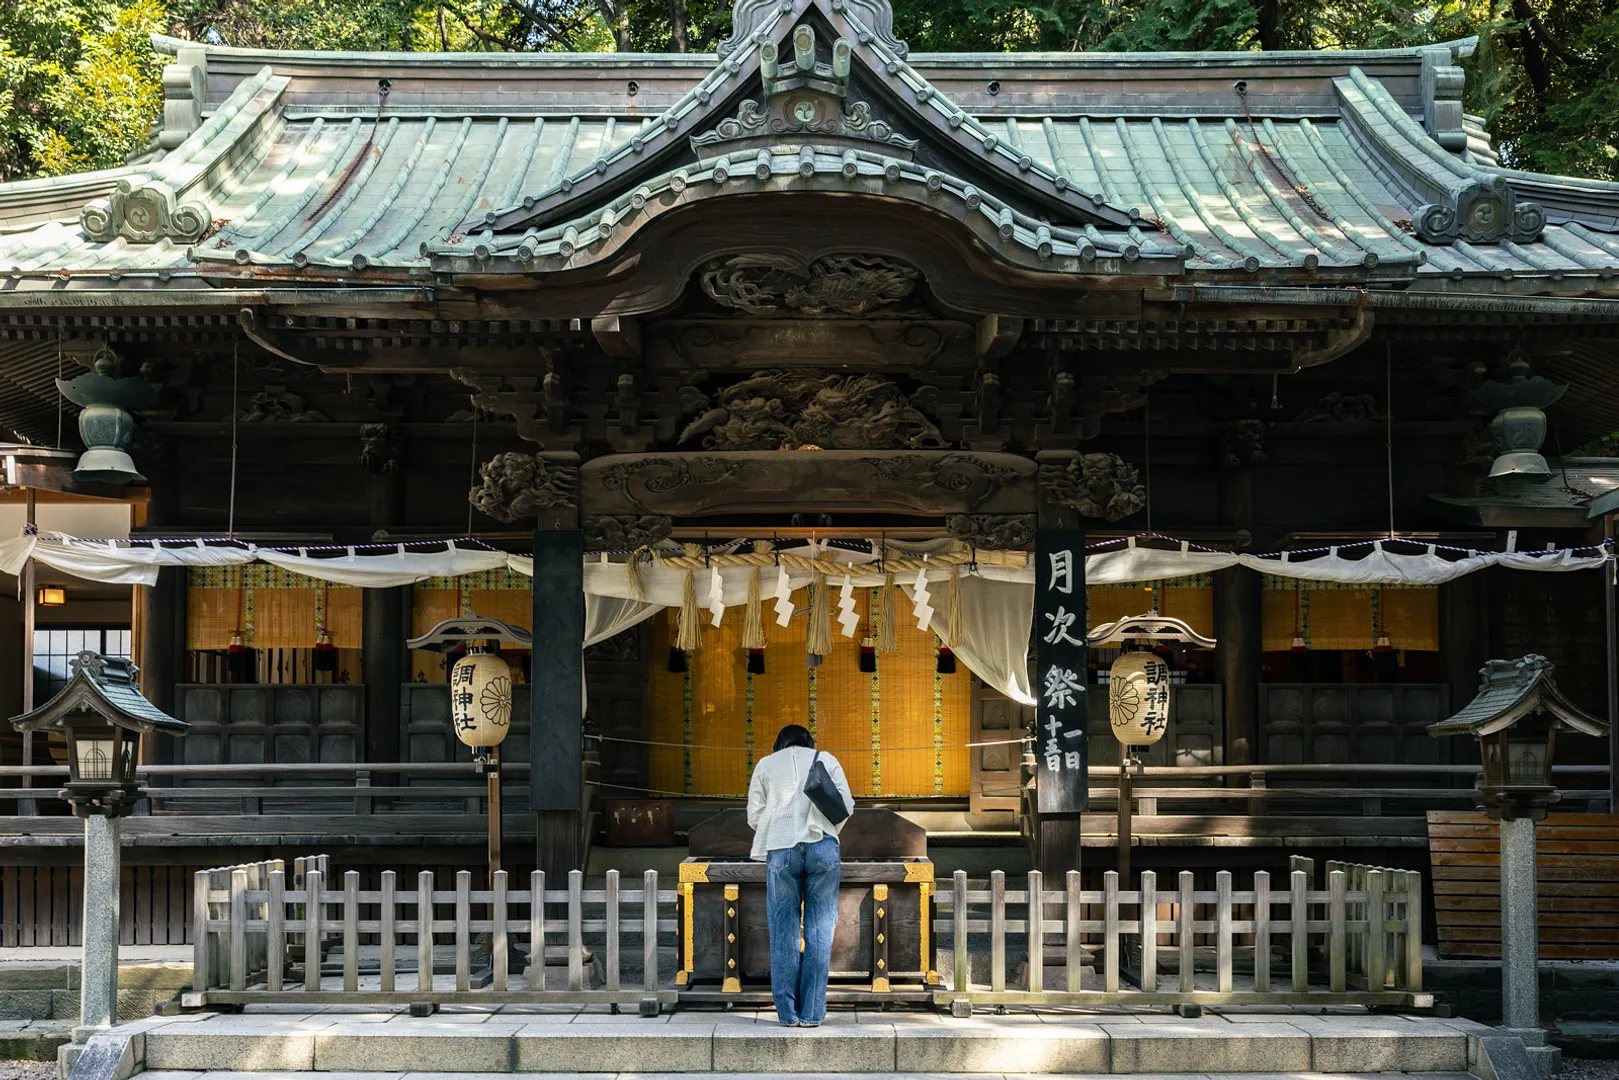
[[1108, 651, 1170, 746], [450, 648, 513, 748]]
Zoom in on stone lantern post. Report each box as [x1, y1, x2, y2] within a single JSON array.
[[1429, 655, 1608, 1034], [8, 652, 188, 1041]]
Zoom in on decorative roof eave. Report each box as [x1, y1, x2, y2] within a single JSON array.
[[78, 66, 290, 248], [474, 0, 1141, 237], [1427, 665, 1608, 739], [9, 657, 187, 737], [1334, 67, 1545, 247], [429, 156, 1184, 279]]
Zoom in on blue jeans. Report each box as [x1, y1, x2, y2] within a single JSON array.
[[765, 835, 840, 1025]]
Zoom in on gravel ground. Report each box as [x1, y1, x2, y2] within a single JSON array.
[[1563, 1060, 1619, 1080], [0, 1062, 55, 1080]]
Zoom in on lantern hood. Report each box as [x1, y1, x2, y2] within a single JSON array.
[[1087, 614, 1217, 649], [407, 616, 533, 652], [1428, 654, 1608, 740], [7, 651, 187, 738]]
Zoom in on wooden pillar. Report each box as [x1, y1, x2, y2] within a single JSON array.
[[139, 567, 185, 765], [532, 527, 585, 881], [363, 586, 407, 769], [1215, 567, 1261, 766], [364, 447, 405, 774], [1439, 571, 1490, 764]]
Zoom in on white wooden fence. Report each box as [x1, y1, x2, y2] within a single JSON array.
[[187, 861, 678, 1013], [933, 866, 1428, 1013], [190, 857, 1428, 1015]]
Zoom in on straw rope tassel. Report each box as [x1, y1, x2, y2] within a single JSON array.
[[877, 571, 898, 654], [742, 567, 766, 650], [807, 573, 832, 657], [625, 546, 650, 603], [945, 566, 964, 647], [676, 569, 702, 653]]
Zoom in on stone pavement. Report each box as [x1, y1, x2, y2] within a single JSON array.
[[87, 1004, 1497, 1076]]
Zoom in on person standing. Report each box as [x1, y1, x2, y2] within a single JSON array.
[[746, 724, 855, 1027]]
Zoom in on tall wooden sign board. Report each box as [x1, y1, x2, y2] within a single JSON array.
[[1034, 529, 1087, 881]]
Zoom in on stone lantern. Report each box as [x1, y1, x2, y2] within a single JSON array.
[[55, 350, 155, 486], [1474, 350, 1567, 479], [8, 652, 187, 1041], [1429, 655, 1608, 1035]]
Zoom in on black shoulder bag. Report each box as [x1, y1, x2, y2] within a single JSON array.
[[803, 750, 851, 826]]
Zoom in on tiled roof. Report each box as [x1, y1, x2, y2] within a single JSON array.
[[2, 24, 1619, 294]]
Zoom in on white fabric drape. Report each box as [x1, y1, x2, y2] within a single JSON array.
[[908, 576, 1035, 706], [580, 593, 665, 717], [3, 531, 1608, 594]]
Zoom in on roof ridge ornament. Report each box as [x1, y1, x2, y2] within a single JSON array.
[[1335, 67, 1544, 245], [721, 0, 908, 58], [693, 27, 920, 158]]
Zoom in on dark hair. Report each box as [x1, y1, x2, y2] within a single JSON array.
[[773, 724, 814, 752]]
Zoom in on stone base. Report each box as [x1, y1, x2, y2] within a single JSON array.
[[126, 1006, 1481, 1074]]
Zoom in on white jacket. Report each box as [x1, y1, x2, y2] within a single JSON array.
[[745, 746, 855, 862]]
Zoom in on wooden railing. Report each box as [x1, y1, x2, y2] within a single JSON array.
[[1, 762, 1608, 819], [932, 866, 1427, 1015], [187, 861, 679, 1013]]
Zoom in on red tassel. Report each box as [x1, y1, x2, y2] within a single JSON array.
[[859, 639, 877, 673], [313, 629, 337, 673], [936, 646, 956, 674], [746, 648, 766, 675], [667, 646, 689, 673]]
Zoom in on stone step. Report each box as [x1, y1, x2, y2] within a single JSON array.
[[105, 1009, 1491, 1075], [135, 1073, 1479, 1080]]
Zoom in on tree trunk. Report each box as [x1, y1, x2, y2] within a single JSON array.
[[670, 0, 689, 52]]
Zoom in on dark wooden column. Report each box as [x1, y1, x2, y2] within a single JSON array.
[[1215, 567, 1261, 766], [1215, 427, 1261, 767], [362, 586, 406, 767], [139, 568, 185, 765], [1439, 570, 1490, 767], [140, 454, 184, 765], [532, 527, 585, 880], [364, 436, 406, 773]]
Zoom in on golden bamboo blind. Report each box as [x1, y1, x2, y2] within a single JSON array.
[[1260, 577, 1439, 652], [410, 571, 533, 682], [649, 588, 971, 798], [186, 566, 362, 650]]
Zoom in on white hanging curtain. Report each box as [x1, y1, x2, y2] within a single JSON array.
[[579, 593, 666, 718], [904, 575, 1036, 706]]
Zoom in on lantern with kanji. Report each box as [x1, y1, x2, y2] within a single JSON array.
[[449, 646, 513, 749], [407, 617, 532, 755], [1107, 651, 1171, 746], [1088, 613, 1218, 749]]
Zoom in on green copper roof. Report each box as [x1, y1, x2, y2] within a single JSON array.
[[1, 15, 1617, 296]]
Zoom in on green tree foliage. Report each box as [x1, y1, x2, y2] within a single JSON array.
[[0, 0, 1613, 182], [1, 0, 166, 180]]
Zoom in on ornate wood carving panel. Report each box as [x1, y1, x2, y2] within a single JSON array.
[[581, 450, 1035, 518]]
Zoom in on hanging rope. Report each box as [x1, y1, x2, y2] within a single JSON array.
[[944, 565, 964, 647], [806, 572, 832, 656], [742, 565, 766, 650], [675, 566, 701, 653], [876, 571, 898, 654], [227, 342, 240, 538]]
